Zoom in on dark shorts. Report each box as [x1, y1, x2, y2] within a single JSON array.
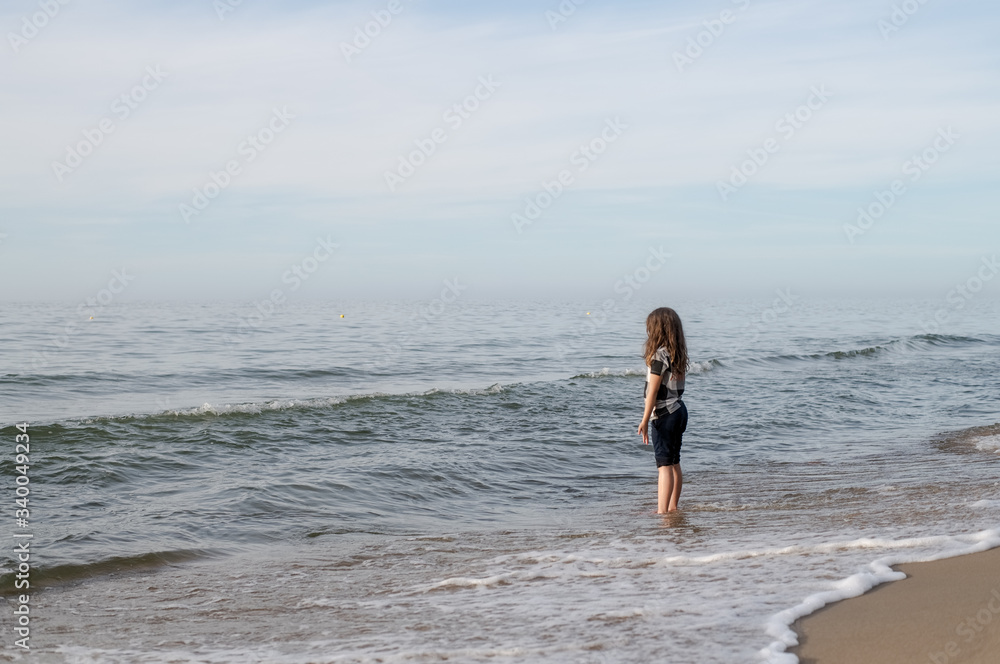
[[651, 401, 687, 467]]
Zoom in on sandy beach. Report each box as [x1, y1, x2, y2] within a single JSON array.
[[794, 547, 1000, 664]]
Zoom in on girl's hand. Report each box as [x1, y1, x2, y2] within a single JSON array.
[[638, 419, 649, 444]]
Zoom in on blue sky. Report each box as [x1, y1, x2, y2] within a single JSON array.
[[1, 0, 998, 302]]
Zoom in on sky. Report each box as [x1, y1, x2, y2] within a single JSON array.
[[1, 0, 998, 303]]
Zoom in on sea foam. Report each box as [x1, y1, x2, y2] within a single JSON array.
[[760, 528, 1000, 663]]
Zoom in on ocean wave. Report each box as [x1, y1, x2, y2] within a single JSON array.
[[78, 384, 515, 425], [823, 333, 986, 358], [0, 366, 365, 386], [571, 367, 645, 379], [911, 333, 992, 345], [12, 329, 993, 427], [571, 360, 722, 380], [734, 332, 992, 368], [688, 359, 722, 374], [163, 397, 351, 418], [81, 396, 348, 423], [567, 332, 986, 379], [0, 548, 222, 593]]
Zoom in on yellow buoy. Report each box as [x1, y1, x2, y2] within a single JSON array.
[[89, 316, 94, 320], [586, 312, 590, 315], [340, 314, 345, 318]]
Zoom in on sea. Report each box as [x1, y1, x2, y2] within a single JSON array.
[[1, 297, 999, 663]]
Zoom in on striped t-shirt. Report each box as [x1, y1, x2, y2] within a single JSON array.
[[645, 346, 685, 418]]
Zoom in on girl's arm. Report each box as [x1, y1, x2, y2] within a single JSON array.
[[637, 372, 663, 445]]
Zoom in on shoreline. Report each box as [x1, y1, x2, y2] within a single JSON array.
[[792, 546, 1000, 664]]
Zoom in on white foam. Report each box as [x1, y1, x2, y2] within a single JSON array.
[[424, 574, 511, 591], [574, 364, 720, 379], [515, 535, 960, 569], [91, 383, 516, 422], [174, 398, 347, 417], [759, 527, 1000, 663], [974, 434, 1000, 453], [294, 597, 340, 609], [575, 367, 644, 378], [687, 360, 719, 374], [448, 383, 507, 395]]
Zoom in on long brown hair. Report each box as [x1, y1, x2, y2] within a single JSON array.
[[644, 307, 688, 376]]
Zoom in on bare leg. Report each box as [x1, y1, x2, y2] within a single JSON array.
[[657, 466, 673, 514], [667, 465, 683, 512]]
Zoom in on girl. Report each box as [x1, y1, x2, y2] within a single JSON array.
[[637, 307, 688, 513]]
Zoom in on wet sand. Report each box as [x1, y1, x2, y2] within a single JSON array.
[[793, 547, 1000, 664]]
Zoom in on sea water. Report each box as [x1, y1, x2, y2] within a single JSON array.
[[1, 298, 998, 663]]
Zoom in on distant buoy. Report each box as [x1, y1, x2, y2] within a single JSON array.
[[586, 312, 590, 315], [340, 314, 345, 318], [89, 316, 94, 320]]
